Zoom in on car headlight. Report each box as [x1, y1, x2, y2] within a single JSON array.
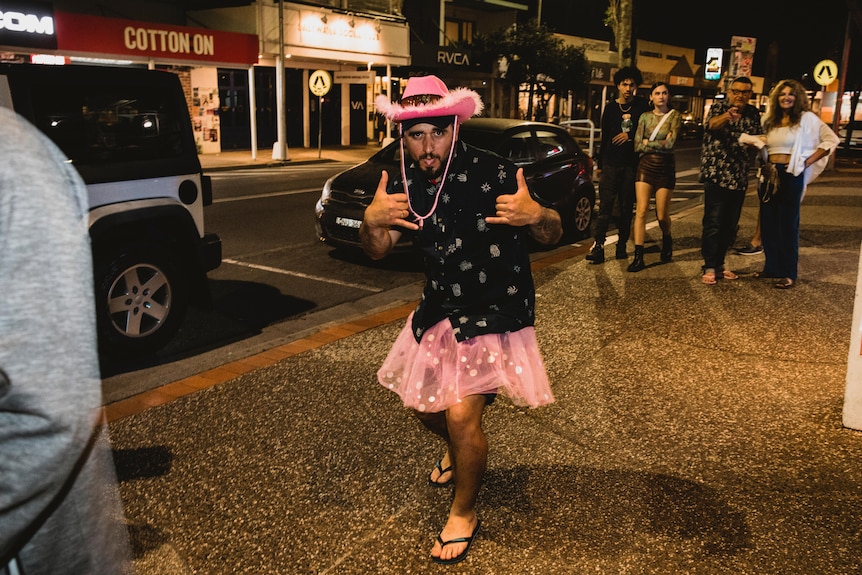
[[315, 176, 335, 217], [320, 176, 334, 205]]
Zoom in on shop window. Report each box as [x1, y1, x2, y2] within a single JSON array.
[[444, 19, 473, 46]]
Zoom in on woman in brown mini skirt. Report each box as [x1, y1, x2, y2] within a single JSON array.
[[629, 82, 680, 272]]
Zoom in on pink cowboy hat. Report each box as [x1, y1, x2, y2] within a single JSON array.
[[375, 75, 483, 125]]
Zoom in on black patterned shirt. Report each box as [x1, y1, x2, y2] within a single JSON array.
[[390, 140, 546, 343], [699, 100, 763, 191]]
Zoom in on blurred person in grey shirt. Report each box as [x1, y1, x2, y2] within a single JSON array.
[[0, 108, 132, 575]]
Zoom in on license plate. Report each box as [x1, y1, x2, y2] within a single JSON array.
[[335, 216, 362, 229]]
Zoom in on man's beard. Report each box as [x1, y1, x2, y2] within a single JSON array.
[[418, 154, 444, 179]]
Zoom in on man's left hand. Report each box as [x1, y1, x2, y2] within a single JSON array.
[[485, 168, 542, 227]]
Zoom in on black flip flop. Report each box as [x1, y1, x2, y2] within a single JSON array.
[[428, 459, 453, 488], [431, 519, 481, 565]]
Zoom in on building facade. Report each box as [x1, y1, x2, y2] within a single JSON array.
[[1, 0, 737, 157]]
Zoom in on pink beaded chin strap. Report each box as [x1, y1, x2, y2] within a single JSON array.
[[398, 121, 459, 225]]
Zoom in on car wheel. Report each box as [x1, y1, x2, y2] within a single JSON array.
[[94, 245, 188, 356], [568, 191, 594, 239]]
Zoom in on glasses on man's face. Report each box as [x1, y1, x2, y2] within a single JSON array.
[[730, 89, 752, 96]]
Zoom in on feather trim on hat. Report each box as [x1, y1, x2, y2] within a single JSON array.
[[375, 87, 483, 124]]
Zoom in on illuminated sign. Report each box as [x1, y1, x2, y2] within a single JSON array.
[[814, 59, 838, 87], [123, 26, 214, 57], [413, 44, 483, 71], [309, 69, 332, 97], [298, 13, 380, 43], [729, 36, 756, 78], [705, 47, 723, 81], [669, 75, 694, 87], [30, 53, 65, 65], [0, 1, 56, 50], [334, 70, 375, 84], [55, 11, 258, 66]]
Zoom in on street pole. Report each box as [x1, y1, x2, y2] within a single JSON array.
[[831, 12, 852, 170], [274, 0, 289, 161]]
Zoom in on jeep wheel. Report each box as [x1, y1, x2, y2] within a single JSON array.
[[95, 247, 188, 355]]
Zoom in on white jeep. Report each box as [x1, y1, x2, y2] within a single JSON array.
[[0, 63, 221, 356]]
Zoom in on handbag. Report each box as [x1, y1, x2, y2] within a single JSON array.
[[757, 156, 780, 203]]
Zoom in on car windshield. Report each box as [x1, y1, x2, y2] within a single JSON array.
[[372, 141, 402, 164]]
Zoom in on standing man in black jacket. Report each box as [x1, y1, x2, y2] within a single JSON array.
[[587, 66, 650, 264]]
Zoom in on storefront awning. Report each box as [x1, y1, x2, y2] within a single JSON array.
[[53, 10, 259, 67]]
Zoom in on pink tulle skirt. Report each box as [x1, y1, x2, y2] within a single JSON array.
[[377, 313, 555, 412]]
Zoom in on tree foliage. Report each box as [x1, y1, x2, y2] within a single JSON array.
[[471, 18, 589, 92]]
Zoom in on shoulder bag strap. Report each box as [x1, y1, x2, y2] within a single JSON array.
[[649, 109, 674, 141]]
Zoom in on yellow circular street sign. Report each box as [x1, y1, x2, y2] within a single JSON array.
[[309, 69, 332, 97], [813, 59, 839, 87]]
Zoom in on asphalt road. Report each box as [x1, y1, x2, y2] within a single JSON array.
[[101, 142, 706, 402]]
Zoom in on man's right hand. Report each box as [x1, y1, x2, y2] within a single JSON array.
[[359, 171, 417, 259], [611, 131, 630, 145], [362, 170, 416, 229], [727, 106, 741, 122]]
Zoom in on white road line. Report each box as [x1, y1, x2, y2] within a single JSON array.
[[213, 188, 320, 203], [222, 258, 383, 292], [208, 165, 352, 178]]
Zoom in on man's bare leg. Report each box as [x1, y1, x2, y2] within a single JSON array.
[[415, 410, 455, 486], [429, 395, 487, 562]]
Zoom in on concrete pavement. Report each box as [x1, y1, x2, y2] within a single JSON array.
[[107, 148, 862, 574], [197, 143, 383, 171]]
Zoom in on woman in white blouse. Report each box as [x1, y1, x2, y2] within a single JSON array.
[[756, 79, 840, 289]]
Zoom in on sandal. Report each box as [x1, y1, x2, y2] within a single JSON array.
[[431, 519, 481, 565], [701, 271, 717, 285], [774, 278, 795, 289], [722, 270, 739, 280], [428, 459, 453, 488]]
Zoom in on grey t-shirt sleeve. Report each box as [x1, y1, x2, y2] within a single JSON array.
[[0, 108, 131, 574]]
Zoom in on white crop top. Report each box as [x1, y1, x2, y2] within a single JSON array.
[[766, 126, 796, 155]]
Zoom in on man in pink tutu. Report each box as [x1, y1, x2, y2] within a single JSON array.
[[360, 75, 562, 564]]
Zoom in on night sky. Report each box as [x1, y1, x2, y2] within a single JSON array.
[[539, 0, 857, 82]]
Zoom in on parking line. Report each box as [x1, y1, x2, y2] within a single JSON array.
[[213, 188, 319, 203], [222, 258, 383, 292]]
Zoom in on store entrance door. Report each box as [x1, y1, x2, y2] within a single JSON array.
[[218, 68, 250, 150]]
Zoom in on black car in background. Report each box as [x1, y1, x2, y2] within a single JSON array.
[[679, 112, 704, 140], [314, 118, 596, 252]]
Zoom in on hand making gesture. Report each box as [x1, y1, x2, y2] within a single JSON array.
[[359, 170, 419, 259], [485, 168, 562, 244]]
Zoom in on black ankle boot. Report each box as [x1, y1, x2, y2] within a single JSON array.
[[661, 235, 673, 262], [627, 245, 645, 272], [586, 241, 604, 264]]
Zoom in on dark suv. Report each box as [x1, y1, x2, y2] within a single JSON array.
[[0, 63, 221, 356], [315, 118, 595, 251]]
